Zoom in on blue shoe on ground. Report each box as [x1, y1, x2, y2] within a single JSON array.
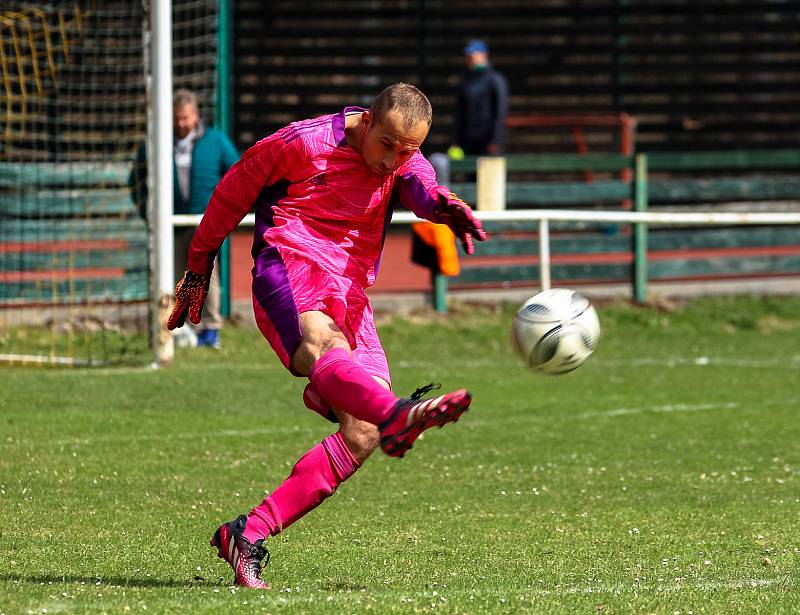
[[197, 329, 221, 349]]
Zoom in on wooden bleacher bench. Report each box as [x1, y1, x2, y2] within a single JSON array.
[[0, 162, 148, 307]]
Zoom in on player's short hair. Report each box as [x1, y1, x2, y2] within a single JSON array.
[[370, 83, 432, 131], [173, 88, 199, 110]]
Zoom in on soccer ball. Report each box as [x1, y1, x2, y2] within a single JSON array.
[[512, 288, 600, 375]]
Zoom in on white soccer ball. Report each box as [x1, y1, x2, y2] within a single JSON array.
[[512, 288, 600, 375]]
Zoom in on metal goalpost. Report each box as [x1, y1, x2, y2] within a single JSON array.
[[149, 0, 230, 367], [0, 0, 222, 367], [148, 0, 175, 367]]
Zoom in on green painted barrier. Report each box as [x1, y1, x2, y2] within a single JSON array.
[[634, 153, 648, 303], [433, 150, 800, 312], [0, 162, 131, 186], [217, 0, 233, 318]]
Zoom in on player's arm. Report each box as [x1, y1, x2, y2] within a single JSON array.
[[169, 133, 296, 329], [395, 154, 487, 255]]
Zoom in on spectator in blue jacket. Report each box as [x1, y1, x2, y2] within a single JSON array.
[[130, 88, 239, 348], [455, 39, 509, 156]]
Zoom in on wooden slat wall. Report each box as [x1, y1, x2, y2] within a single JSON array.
[[233, 0, 800, 154]]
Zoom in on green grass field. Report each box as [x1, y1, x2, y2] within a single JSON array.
[[2, 295, 799, 613]]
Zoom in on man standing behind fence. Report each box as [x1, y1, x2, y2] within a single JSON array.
[[414, 40, 508, 288], [172, 89, 239, 348], [131, 88, 240, 348], [454, 39, 509, 157]]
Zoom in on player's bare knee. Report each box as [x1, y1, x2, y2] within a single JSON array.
[[338, 419, 380, 462]]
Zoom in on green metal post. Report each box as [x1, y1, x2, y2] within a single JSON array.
[[633, 153, 648, 303], [216, 0, 232, 317], [433, 273, 448, 314]]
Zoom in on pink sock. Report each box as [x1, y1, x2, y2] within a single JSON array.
[[243, 431, 361, 542], [309, 347, 397, 425]]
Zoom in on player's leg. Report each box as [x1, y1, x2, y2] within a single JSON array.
[[210, 515, 269, 589], [251, 256, 473, 453], [235, 378, 383, 550], [293, 310, 399, 425], [241, 427, 363, 534], [302, 303, 473, 458], [208, 250, 300, 589], [336, 408, 380, 459], [379, 388, 472, 458], [229, 308, 464, 561], [211, 427, 363, 590], [212, 301, 377, 588], [248, 247, 391, 423], [211, 260, 470, 588], [354, 305, 471, 458], [254, 251, 472, 459], [302, 303, 394, 422]]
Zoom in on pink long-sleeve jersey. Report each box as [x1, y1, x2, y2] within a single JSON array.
[[187, 106, 447, 289]]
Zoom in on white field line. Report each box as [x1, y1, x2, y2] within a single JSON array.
[[604, 356, 800, 369], [10, 355, 799, 376], [576, 397, 798, 421], [7, 398, 790, 450], [465, 398, 797, 426], [528, 576, 793, 597], [15, 363, 279, 376], [1, 401, 739, 449], [575, 401, 741, 420]]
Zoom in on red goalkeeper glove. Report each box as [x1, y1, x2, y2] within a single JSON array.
[[167, 269, 211, 330], [434, 191, 487, 255]]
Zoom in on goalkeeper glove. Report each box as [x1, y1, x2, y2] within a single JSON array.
[[167, 269, 211, 330], [434, 191, 487, 255]]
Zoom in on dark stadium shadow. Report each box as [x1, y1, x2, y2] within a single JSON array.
[[0, 573, 219, 588]]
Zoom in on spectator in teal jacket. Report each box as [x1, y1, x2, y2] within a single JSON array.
[[130, 88, 239, 348]]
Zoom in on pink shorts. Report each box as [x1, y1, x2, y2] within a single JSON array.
[[251, 245, 390, 384]]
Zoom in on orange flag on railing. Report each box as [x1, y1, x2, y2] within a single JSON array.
[[411, 221, 460, 276]]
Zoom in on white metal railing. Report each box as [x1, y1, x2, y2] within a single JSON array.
[[173, 209, 800, 228], [174, 208, 800, 294]]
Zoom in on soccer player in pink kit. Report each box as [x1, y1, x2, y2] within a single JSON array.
[[167, 83, 486, 589]]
